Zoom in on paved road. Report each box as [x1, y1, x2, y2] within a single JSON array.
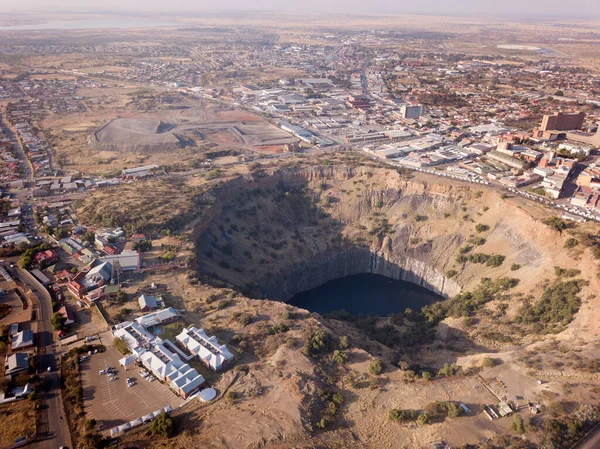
[[15, 267, 73, 449]]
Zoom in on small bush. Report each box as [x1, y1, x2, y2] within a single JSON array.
[[475, 224, 490, 233], [369, 359, 383, 375], [446, 269, 458, 278], [389, 408, 419, 422], [113, 337, 128, 355], [511, 263, 521, 271], [486, 254, 505, 268], [482, 357, 497, 368], [510, 413, 525, 435], [543, 216, 568, 233], [438, 363, 460, 377], [338, 335, 349, 349], [564, 238, 579, 249]]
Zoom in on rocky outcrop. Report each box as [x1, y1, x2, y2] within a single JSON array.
[[257, 247, 460, 302]]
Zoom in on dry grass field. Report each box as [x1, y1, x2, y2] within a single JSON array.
[[0, 399, 36, 447]]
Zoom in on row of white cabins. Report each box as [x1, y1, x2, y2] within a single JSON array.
[[114, 308, 234, 398]]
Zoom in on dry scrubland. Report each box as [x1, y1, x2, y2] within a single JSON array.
[[75, 155, 600, 448]]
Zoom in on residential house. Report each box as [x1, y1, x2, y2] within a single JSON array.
[[11, 329, 34, 350]]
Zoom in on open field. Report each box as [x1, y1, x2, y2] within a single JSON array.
[[0, 399, 36, 447]]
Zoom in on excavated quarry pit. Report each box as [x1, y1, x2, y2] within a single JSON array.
[[192, 163, 591, 324], [192, 165, 502, 313]]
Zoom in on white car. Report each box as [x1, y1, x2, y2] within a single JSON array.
[[99, 370, 106, 375]]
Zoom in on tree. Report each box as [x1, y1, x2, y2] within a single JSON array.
[[511, 413, 526, 434], [132, 240, 152, 252], [331, 350, 348, 365], [438, 363, 460, 377], [83, 231, 96, 246], [369, 359, 383, 375], [116, 291, 127, 304], [51, 312, 66, 331], [151, 412, 174, 438], [55, 228, 68, 239]]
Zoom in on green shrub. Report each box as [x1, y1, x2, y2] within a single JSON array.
[[482, 357, 497, 368], [425, 400, 465, 419], [486, 254, 505, 268], [511, 263, 521, 271], [437, 363, 460, 377], [113, 337, 129, 355], [338, 335, 349, 349], [468, 253, 490, 264], [446, 269, 458, 278], [305, 328, 332, 355], [511, 413, 525, 434], [331, 350, 348, 365], [151, 412, 174, 438], [456, 254, 468, 264], [475, 224, 490, 233], [564, 238, 579, 249], [543, 216, 568, 233], [470, 236, 486, 246], [417, 412, 431, 425], [369, 359, 383, 375], [515, 279, 586, 333], [389, 408, 419, 422]]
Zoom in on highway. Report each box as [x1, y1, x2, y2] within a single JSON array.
[[15, 267, 73, 449]]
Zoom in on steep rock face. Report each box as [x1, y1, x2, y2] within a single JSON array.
[[258, 247, 460, 302]]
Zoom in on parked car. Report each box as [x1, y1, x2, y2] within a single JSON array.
[[99, 369, 106, 375]]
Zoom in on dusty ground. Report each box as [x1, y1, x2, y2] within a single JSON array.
[[0, 399, 36, 447], [92, 159, 600, 449]]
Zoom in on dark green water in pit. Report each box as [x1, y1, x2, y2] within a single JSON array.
[[289, 273, 443, 316]]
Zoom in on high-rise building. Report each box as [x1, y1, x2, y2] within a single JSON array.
[[539, 112, 585, 132], [400, 104, 424, 119]]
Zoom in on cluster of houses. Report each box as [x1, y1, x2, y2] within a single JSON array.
[[4, 322, 34, 376], [114, 308, 233, 398]]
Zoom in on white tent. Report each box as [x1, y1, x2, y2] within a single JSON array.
[[130, 418, 143, 428], [142, 413, 154, 423], [199, 388, 217, 402], [162, 405, 173, 414], [117, 422, 131, 433], [109, 427, 119, 436], [119, 355, 137, 369]]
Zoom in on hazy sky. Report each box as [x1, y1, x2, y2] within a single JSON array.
[[1, 0, 599, 17]]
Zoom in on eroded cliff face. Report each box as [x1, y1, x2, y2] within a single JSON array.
[[194, 165, 471, 302], [257, 247, 461, 302]]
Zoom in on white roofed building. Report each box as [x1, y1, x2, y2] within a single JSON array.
[[176, 326, 234, 371]]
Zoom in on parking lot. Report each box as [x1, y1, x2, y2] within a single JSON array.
[[80, 345, 181, 430]]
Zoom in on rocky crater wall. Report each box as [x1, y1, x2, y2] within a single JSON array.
[[258, 247, 460, 302]]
